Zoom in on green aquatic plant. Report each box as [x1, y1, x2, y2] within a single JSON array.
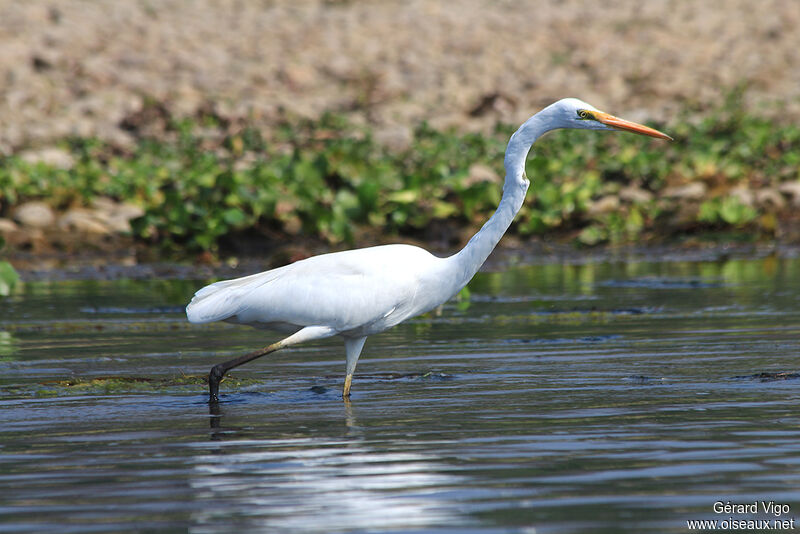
[[698, 196, 758, 227], [0, 247, 19, 297], [0, 94, 798, 254], [30, 373, 260, 396]]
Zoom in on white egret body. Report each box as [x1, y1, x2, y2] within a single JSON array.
[[187, 98, 671, 402]]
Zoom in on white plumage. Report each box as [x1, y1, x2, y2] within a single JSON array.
[[187, 244, 447, 335], [188, 98, 671, 402]]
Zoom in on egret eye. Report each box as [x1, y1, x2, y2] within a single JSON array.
[[577, 110, 591, 120]]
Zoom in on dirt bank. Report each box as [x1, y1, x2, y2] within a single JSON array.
[[1, 0, 798, 153]]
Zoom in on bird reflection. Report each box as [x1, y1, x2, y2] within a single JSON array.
[[196, 397, 462, 531], [207, 391, 357, 439], [208, 401, 223, 440], [343, 396, 356, 429]]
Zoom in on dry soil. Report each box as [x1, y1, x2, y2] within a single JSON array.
[[1, 0, 798, 153]]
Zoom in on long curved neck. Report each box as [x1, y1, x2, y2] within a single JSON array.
[[442, 110, 553, 293]]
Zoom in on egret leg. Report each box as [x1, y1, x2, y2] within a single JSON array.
[[208, 325, 336, 403], [343, 373, 353, 398], [342, 336, 367, 399]]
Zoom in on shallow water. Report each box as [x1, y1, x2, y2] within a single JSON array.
[[1, 256, 800, 533]]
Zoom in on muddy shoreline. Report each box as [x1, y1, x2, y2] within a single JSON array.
[[2, 0, 798, 155]]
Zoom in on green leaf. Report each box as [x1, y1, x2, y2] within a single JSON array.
[[432, 201, 458, 219], [578, 225, 607, 246], [222, 208, 246, 226], [0, 261, 20, 297], [387, 190, 419, 203], [697, 199, 720, 223], [456, 286, 471, 311], [718, 196, 757, 225]]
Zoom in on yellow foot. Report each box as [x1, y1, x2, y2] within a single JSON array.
[[343, 373, 352, 399]]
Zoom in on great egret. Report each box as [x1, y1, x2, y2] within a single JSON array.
[[187, 98, 671, 402]]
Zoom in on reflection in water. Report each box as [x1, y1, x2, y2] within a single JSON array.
[[0, 330, 17, 358], [208, 402, 223, 439], [2, 256, 800, 533], [193, 404, 462, 532]]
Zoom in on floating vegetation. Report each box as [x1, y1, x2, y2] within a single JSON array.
[[1, 373, 262, 398]]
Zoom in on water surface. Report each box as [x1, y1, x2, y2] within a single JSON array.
[[1, 256, 799, 533]]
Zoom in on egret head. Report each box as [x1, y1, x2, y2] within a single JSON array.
[[548, 98, 672, 140]]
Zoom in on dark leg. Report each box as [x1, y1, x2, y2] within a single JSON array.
[[206, 326, 337, 404], [208, 341, 283, 403]]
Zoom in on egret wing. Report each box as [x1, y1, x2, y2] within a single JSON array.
[[186, 244, 438, 333]]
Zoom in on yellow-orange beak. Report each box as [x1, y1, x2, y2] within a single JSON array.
[[593, 111, 673, 140]]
